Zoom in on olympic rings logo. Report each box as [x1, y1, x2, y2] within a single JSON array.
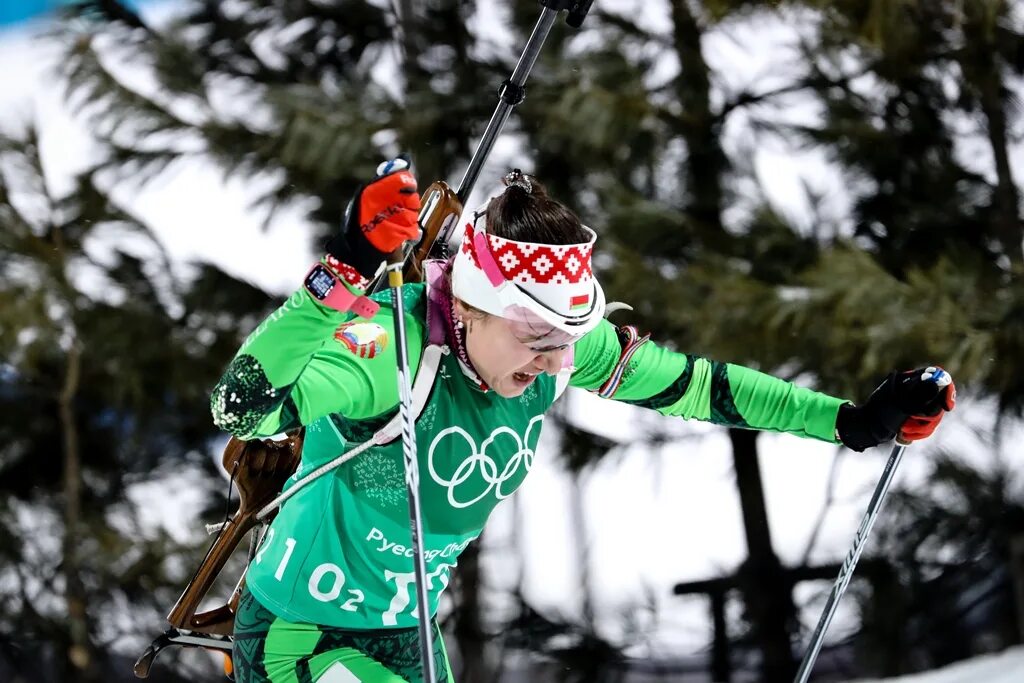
[[427, 415, 544, 509]]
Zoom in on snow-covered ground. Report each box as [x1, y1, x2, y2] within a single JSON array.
[[845, 646, 1024, 683]]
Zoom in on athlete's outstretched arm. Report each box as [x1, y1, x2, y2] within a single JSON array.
[[570, 321, 954, 449], [569, 320, 845, 442]]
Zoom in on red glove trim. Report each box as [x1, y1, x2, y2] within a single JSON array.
[[898, 378, 955, 442]]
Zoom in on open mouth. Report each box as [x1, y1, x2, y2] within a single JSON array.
[[513, 371, 537, 383]]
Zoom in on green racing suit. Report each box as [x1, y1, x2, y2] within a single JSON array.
[[211, 277, 846, 682]]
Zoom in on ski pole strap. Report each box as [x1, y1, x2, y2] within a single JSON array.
[[596, 325, 651, 399]]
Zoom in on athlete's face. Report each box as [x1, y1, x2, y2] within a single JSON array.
[[455, 301, 571, 398]]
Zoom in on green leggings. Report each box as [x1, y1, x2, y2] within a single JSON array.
[[232, 587, 453, 683]]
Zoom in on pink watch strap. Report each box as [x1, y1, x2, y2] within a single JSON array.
[[308, 264, 380, 319], [350, 296, 380, 319]]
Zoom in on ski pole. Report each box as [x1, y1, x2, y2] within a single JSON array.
[[793, 438, 910, 683], [386, 252, 437, 682], [382, 2, 597, 289], [454, 2, 559, 204], [455, 1, 596, 204]]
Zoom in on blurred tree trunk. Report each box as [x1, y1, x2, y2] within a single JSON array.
[[396, 0, 477, 187], [730, 429, 796, 682], [1012, 534, 1024, 643], [671, 4, 797, 678], [396, 0, 420, 70], [452, 540, 493, 682], [60, 339, 96, 681], [976, 70, 1021, 266], [863, 561, 905, 676], [670, 1, 725, 236], [53, 214, 97, 681], [958, 1, 1023, 266]]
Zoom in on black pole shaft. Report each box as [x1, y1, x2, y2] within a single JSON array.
[[455, 7, 559, 204], [794, 441, 908, 683]]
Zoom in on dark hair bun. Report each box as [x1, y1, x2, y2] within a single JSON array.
[[502, 169, 548, 199], [487, 170, 588, 245]]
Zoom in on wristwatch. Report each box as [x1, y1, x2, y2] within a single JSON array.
[[304, 263, 379, 319]]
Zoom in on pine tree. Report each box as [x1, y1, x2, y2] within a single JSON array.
[[0, 121, 272, 680], [512, 2, 828, 679], [511, 0, 1024, 679], [780, 0, 1024, 674], [783, 0, 1024, 405], [58, 0, 499, 245]]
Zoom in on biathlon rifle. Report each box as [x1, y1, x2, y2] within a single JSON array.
[[133, 1, 596, 678]]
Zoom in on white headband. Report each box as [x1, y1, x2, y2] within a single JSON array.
[[450, 205, 606, 337]]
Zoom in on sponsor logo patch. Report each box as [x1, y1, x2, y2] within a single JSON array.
[[334, 321, 388, 359]]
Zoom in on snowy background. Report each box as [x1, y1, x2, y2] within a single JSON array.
[[2, 0, 1024, 678], [845, 646, 1024, 683]]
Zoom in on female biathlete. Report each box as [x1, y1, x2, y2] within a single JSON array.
[[211, 163, 955, 683]]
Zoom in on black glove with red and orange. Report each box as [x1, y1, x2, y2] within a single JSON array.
[[836, 366, 956, 452], [326, 158, 422, 280]]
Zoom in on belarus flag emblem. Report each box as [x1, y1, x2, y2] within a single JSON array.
[[569, 293, 590, 311]]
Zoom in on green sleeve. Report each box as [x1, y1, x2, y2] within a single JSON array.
[[210, 284, 425, 439], [570, 320, 846, 443]]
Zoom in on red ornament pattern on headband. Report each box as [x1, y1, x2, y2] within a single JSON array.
[[460, 224, 593, 285]]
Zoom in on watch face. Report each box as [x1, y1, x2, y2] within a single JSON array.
[[305, 265, 335, 300]]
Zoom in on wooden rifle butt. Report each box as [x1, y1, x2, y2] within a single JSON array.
[[166, 433, 303, 635]]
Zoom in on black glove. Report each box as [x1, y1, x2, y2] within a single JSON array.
[[836, 366, 955, 451], [325, 158, 421, 280]]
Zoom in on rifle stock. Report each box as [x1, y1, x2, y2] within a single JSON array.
[[165, 434, 302, 635], [405, 180, 464, 282]]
